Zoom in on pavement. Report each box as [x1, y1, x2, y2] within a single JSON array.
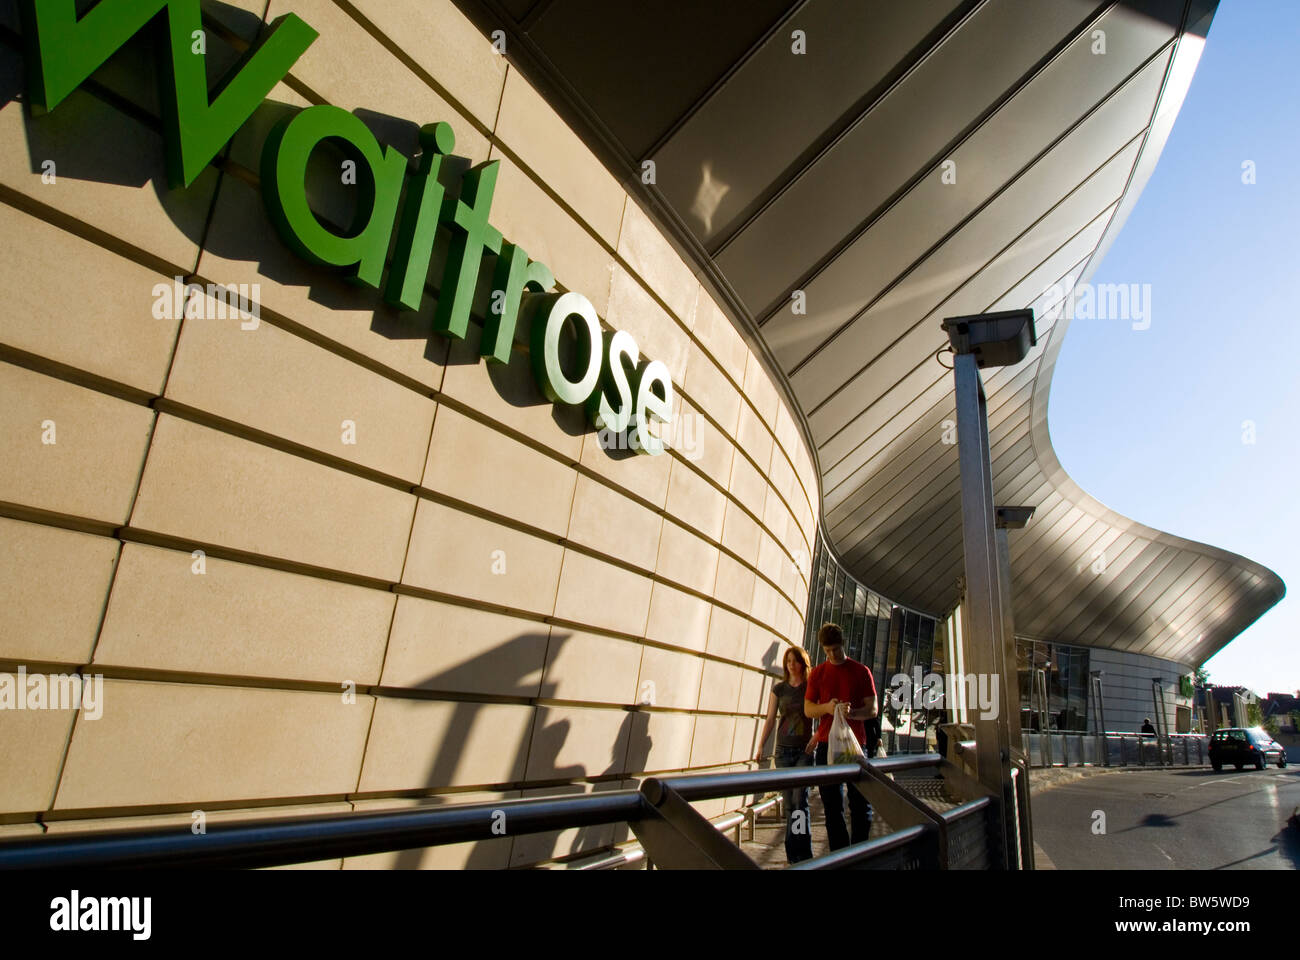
[[1025, 765, 1122, 794], [741, 786, 882, 867], [740, 772, 959, 868], [1023, 767, 1122, 868]]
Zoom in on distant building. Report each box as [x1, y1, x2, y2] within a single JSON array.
[[1203, 685, 1260, 731], [1262, 692, 1300, 732]]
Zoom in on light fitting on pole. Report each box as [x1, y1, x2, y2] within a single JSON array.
[[995, 505, 1036, 530], [941, 309, 1037, 368]]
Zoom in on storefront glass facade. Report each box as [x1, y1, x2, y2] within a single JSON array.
[[1016, 638, 1091, 732], [801, 535, 942, 753]]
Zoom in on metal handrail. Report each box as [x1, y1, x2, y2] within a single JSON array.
[[644, 754, 942, 803], [573, 845, 645, 870], [0, 790, 647, 871], [788, 825, 928, 870], [579, 793, 786, 870], [0, 753, 989, 871], [643, 763, 856, 803], [1101, 730, 1206, 738], [942, 796, 993, 823]]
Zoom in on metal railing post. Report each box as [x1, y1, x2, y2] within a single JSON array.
[[1035, 669, 1052, 767], [629, 780, 758, 870], [1091, 672, 1107, 766], [1009, 757, 1035, 869]]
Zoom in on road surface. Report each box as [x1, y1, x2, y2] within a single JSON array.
[[1032, 766, 1299, 869]]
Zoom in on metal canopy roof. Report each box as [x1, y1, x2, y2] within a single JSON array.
[[458, 0, 1284, 666]]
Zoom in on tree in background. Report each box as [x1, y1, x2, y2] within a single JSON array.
[[1191, 666, 1212, 733], [1246, 700, 1264, 730]]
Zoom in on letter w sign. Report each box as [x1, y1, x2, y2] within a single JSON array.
[[19, 0, 317, 188]]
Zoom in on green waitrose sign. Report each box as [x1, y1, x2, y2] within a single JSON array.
[[20, 0, 675, 454]]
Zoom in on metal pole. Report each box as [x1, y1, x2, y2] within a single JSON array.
[[1152, 679, 1166, 765], [1036, 668, 1052, 767], [994, 514, 1034, 867], [951, 351, 1016, 869], [994, 526, 1022, 758], [1013, 756, 1035, 869], [1091, 672, 1108, 766]]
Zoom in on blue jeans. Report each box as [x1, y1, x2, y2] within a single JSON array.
[[774, 744, 814, 863], [816, 742, 873, 850]]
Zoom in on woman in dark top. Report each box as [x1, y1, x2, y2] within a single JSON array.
[[755, 645, 815, 863]]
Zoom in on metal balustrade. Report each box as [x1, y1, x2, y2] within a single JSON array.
[[0, 754, 1006, 871], [1022, 731, 1209, 768]]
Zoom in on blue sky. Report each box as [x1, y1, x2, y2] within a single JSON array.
[[1048, 0, 1300, 696]]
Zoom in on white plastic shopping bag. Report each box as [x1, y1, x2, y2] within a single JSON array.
[[829, 704, 863, 764]]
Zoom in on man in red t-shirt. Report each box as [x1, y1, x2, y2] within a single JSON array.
[[804, 622, 878, 850]]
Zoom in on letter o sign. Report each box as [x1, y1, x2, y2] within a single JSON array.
[[529, 291, 602, 405]]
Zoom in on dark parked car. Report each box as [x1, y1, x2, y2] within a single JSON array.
[[1209, 727, 1288, 771]]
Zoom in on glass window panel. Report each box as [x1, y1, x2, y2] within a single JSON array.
[[873, 605, 892, 683], [813, 550, 831, 647], [899, 611, 919, 678], [1017, 639, 1032, 731], [929, 619, 946, 719], [884, 607, 903, 684], [820, 549, 835, 620], [918, 618, 935, 674], [829, 567, 846, 628], [861, 593, 880, 670], [1069, 648, 1090, 731], [802, 540, 820, 650], [1047, 644, 1065, 731], [1060, 646, 1076, 731], [819, 548, 838, 666], [899, 614, 921, 753], [900, 639, 915, 681], [1026, 641, 1050, 732], [803, 541, 823, 654], [850, 586, 867, 661], [1072, 650, 1088, 697]]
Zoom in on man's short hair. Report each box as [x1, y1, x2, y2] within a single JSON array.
[[817, 623, 844, 648]]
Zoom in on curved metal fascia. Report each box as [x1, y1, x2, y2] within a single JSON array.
[[1027, 0, 1285, 665]]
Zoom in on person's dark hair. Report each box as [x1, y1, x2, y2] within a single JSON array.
[[782, 646, 811, 685], [817, 623, 844, 648]]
